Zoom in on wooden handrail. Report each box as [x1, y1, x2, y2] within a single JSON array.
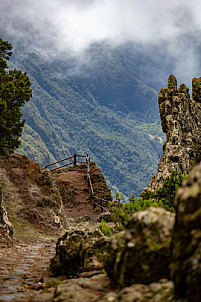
[[41, 155, 74, 170], [42, 153, 113, 212], [41, 153, 86, 170], [50, 161, 74, 171]]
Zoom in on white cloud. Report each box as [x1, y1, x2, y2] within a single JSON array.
[[1, 0, 201, 87], [0, 0, 198, 51]]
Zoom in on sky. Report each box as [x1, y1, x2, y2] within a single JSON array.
[[1, 0, 201, 88]]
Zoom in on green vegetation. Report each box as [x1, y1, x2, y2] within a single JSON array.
[[99, 220, 112, 237], [2, 38, 164, 197], [152, 169, 188, 212], [137, 122, 165, 137], [107, 169, 188, 230], [0, 38, 32, 154], [44, 279, 62, 289], [15, 54, 163, 198]]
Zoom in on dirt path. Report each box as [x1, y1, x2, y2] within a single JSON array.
[[55, 169, 102, 220], [0, 169, 100, 301], [0, 236, 56, 302], [57, 170, 89, 204], [0, 157, 110, 301]]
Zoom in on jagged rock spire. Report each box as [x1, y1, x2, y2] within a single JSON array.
[[168, 74, 177, 91], [145, 75, 201, 192], [192, 77, 201, 102]]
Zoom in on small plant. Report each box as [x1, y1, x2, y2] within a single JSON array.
[[44, 279, 62, 288], [99, 220, 112, 237], [110, 193, 137, 230], [115, 192, 123, 207]]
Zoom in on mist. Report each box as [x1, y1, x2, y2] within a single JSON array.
[[1, 0, 201, 89]]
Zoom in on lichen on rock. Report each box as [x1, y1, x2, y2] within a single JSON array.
[[102, 207, 175, 287], [146, 75, 201, 192], [50, 227, 108, 277], [192, 77, 201, 102], [170, 162, 201, 301], [168, 74, 177, 91]]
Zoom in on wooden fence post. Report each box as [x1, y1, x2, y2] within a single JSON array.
[[100, 199, 103, 212], [74, 153, 76, 166]]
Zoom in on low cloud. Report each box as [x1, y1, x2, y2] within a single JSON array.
[[1, 0, 201, 88]]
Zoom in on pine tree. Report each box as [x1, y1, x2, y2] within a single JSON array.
[[0, 38, 32, 154]]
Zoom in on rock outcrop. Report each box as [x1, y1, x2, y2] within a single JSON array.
[[170, 162, 201, 301], [50, 226, 107, 277], [147, 75, 201, 192], [50, 207, 175, 285], [0, 184, 13, 239], [102, 207, 175, 287], [0, 153, 64, 237], [30, 277, 174, 302], [34, 207, 175, 302]]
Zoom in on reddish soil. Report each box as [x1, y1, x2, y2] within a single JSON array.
[[56, 170, 89, 204], [0, 153, 62, 237], [54, 168, 103, 219], [0, 155, 111, 301]]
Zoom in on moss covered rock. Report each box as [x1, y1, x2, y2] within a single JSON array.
[[192, 77, 201, 102], [146, 75, 201, 193], [50, 227, 108, 277], [170, 162, 201, 301], [168, 74, 177, 91], [102, 207, 175, 287]]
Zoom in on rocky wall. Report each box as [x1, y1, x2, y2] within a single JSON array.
[[146, 75, 201, 192]]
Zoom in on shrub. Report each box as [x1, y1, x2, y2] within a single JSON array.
[[109, 169, 188, 230], [99, 220, 112, 237]]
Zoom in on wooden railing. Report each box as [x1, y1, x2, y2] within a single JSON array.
[[41, 153, 86, 171], [85, 155, 109, 212], [42, 153, 114, 212]]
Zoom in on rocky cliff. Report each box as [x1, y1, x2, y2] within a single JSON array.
[[0, 184, 13, 242], [170, 162, 201, 301], [0, 153, 63, 238], [147, 75, 201, 191]]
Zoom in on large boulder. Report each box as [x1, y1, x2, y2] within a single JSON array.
[[102, 207, 175, 287], [50, 227, 108, 277], [50, 207, 175, 289], [170, 162, 201, 301]]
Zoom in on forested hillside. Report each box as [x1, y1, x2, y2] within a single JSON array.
[[3, 38, 165, 198]]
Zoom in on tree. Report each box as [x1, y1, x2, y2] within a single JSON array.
[[0, 38, 32, 154]]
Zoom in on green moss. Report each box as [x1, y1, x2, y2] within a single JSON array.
[[192, 77, 201, 102], [99, 220, 112, 237], [168, 74, 177, 91], [50, 230, 105, 277], [178, 83, 189, 95], [44, 279, 62, 288]]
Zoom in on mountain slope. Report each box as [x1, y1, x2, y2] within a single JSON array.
[[3, 39, 165, 198]]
